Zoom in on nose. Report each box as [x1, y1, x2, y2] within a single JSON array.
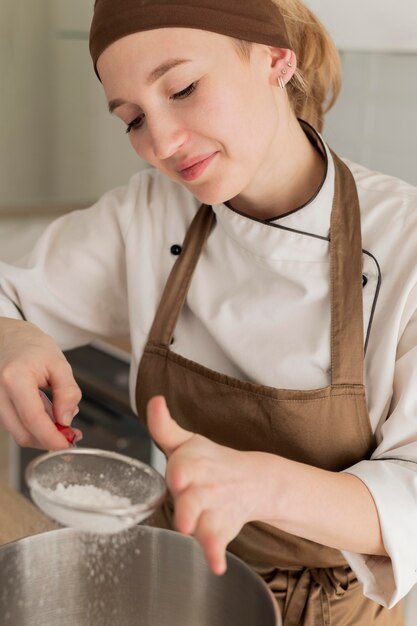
[[147, 114, 190, 161]]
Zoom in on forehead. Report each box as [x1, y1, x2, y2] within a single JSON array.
[[97, 27, 234, 77]]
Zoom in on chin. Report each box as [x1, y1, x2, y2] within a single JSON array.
[[185, 181, 246, 208], [190, 191, 227, 206]]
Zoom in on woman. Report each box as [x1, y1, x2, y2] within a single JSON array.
[[0, 0, 416, 623]]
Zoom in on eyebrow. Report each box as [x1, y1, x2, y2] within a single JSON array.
[[108, 58, 192, 113]]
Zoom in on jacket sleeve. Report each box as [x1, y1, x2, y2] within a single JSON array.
[[342, 285, 417, 607], [0, 178, 141, 350]]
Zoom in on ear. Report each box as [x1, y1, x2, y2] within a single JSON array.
[[267, 47, 297, 88]]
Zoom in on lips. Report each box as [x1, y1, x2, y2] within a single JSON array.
[[176, 152, 217, 173], [176, 152, 218, 182]]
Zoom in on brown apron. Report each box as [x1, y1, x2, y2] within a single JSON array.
[[135, 149, 403, 625]]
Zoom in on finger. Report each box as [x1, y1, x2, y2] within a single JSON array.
[[167, 443, 224, 494], [194, 511, 229, 576], [47, 360, 82, 426], [8, 377, 73, 450], [0, 392, 44, 449], [38, 390, 55, 419], [147, 396, 193, 457], [72, 428, 83, 443], [39, 390, 82, 445], [166, 453, 195, 494], [174, 487, 205, 535]]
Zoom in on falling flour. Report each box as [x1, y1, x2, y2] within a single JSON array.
[[1, 527, 147, 624]]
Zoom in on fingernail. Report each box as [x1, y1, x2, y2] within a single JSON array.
[[61, 412, 73, 426]]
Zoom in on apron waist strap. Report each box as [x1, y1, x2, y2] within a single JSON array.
[[268, 566, 352, 626]]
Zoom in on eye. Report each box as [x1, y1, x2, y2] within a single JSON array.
[[171, 82, 198, 101], [125, 82, 198, 134], [125, 115, 144, 134]]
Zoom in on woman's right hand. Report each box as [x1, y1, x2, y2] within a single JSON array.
[[0, 317, 82, 450]]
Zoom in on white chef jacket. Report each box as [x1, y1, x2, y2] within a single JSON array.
[[1, 132, 417, 608]]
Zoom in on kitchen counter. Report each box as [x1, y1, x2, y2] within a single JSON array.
[[0, 480, 57, 546]]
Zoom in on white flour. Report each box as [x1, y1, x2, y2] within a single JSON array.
[[32, 482, 136, 534], [43, 483, 132, 508]]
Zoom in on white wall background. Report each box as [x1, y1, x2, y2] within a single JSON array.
[[49, 0, 145, 205], [323, 50, 417, 186], [0, 0, 53, 209], [2, 0, 417, 212], [0, 0, 145, 213], [305, 0, 417, 51]]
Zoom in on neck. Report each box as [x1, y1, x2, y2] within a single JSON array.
[[227, 117, 326, 221]]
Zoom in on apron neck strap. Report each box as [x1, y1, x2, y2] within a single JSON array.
[[147, 150, 365, 387], [329, 150, 365, 386], [148, 204, 215, 346]]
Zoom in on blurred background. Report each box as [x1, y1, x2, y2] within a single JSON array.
[[1, 0, 417, 225], [0, 0, 417, 620]]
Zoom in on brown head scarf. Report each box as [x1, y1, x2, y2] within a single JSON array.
[[89, 0, 292, 76]]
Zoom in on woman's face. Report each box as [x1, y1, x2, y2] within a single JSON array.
[[97, 28, 289, 206]]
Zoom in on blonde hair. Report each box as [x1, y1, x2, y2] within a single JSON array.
[[232, 0, 342, 132]]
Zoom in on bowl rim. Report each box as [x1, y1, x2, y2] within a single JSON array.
[[25, 448, 167, 516]]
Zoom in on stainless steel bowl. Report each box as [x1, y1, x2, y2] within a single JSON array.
[[0, 526, 281, 625]]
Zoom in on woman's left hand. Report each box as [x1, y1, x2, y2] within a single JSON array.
[[146, 396, 271, 576]]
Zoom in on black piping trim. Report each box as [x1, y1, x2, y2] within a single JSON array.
[[216, 216, 382, 355], [13, 301, 26, 321], [373, 457, 417, 467], [225, 118, 328, 224], [362, 249, 382, 355], [219, 116, 382, 357], [266, 120, 329, 222], [223, 210, 332, 242], [0, 286, 26, 320]]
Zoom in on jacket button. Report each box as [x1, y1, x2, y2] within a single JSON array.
[[362, 275, 368, 288], [170, 245, 182, 256]]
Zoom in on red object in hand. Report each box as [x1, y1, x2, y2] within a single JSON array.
[[55, 423, 77, 445], [39, 389, 78, 445]]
